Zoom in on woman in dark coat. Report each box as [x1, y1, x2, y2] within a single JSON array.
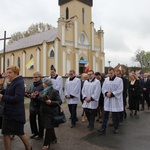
[[0, 65, 31, 150], [25, 71, 44, 140], [128, 74, 141, 116], [39, 77, 62, 150], [95, 72, 105, 123]]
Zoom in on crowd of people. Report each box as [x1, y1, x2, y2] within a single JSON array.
[[0, 65, 150, 150]]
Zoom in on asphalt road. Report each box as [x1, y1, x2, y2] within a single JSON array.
[[0, 102, 150, 150]]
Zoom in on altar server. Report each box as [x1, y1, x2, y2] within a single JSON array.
[[65, 70, 81, 128], [82, 70, 101, 131], [49, 65, 64, 102], [98, 67, 123, 134]]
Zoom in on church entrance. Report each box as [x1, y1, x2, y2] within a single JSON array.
[[79, 57, 88, 75]]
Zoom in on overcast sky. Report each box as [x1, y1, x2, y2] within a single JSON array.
[[0, 0, 150, 67]]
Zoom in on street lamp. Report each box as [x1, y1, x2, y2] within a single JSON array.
[[108, 61, 111, 67]]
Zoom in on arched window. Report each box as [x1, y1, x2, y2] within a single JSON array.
[[18, 57, 20, 68], [29, 54, 34, 69], [50, 50, 55, 57], [82, 8, 85, 24], [80, 57, 84, 60], [7, 59, 10, 67], [66, 7, 69, 19], [30, 54, 33, 59]]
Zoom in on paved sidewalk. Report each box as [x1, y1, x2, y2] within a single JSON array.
[[0, 103, 150, 150]]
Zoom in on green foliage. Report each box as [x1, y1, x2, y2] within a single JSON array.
[[132, 49, 150, 68], [8, 22, 55, 44]]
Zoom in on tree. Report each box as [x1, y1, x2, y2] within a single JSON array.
[[8, 32, 23, 45], [8, 22, 55, 44], [132, 49, 150, 68]]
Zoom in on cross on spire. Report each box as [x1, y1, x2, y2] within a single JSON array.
[[0, 31, 11, 73]]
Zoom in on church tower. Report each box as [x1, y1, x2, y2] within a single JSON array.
[[57, 0, 105, 75]]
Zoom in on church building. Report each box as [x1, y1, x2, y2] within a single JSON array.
[[0, 0, 105, 77]]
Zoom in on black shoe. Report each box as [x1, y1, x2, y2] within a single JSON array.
[[51, 138, 57, 144], [98, 128, 106, 133], [70, 124, 75, 128], [35, 136, 43, 140], [89, 127, 94, 131], [30, 134, 38, 139], [108, 123, 114, 126], [130, 111, 133, 116], [10, 135, 15, 140], [113, 129, 119, 134], [124, 113, 127, 119], [75, 118, 78, 122]]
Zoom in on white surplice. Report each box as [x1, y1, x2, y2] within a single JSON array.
[[102, 76, 123, 112], [65, 77, 81, 104], [49, 75, 64, 102], [82, 78, 101, 109]]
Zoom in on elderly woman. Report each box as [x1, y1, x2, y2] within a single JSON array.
[[0, 65, 32, 150], [26, 71, 44, 140], [128, 74, 141, 116], [39, 78, 62, 150]]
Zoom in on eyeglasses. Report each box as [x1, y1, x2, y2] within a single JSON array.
[[88, 74, 93, 76], [33, 77, 39, 79]]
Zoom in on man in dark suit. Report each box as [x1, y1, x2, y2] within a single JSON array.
[[116, 70, 128, 120], [141, 73, 150, 110]]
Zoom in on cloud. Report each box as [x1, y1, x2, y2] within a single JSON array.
[[1, 0, 150, 67]]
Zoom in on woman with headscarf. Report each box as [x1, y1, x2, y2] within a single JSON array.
[[39, 77, 62, 150]]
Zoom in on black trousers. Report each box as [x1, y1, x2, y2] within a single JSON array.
[[84, 108, 97, 128], [43, 128, 57, 146], [142, 93, 150, 108], [29, 113, 44, 137], [68, 104, 77, 125], [102, 111, 120, 130]]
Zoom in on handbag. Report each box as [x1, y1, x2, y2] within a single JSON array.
[[52, 104, 66, 125]]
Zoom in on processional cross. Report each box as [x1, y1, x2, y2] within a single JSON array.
[[0, 31, 11, 73]]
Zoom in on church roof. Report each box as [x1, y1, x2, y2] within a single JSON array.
[[1, 28, 58, 53]]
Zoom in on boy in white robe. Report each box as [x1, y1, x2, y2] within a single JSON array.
[[82, 70, 101, 131], [98, 68, 123, 134], [49, 67, 64, 102], [65, 70, 81, 128]]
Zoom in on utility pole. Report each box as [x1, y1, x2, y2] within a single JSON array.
[[0, 31, 11, 73]]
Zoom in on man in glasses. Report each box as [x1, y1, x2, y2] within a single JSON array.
[[65, 70, 81, 128], [82, 70, 101, 131], [98, 68, 123, 134]]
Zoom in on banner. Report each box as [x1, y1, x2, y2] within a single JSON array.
[[26, 58, 34, 69]]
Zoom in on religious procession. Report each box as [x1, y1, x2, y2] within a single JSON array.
[[0, 65, 150, 150]]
